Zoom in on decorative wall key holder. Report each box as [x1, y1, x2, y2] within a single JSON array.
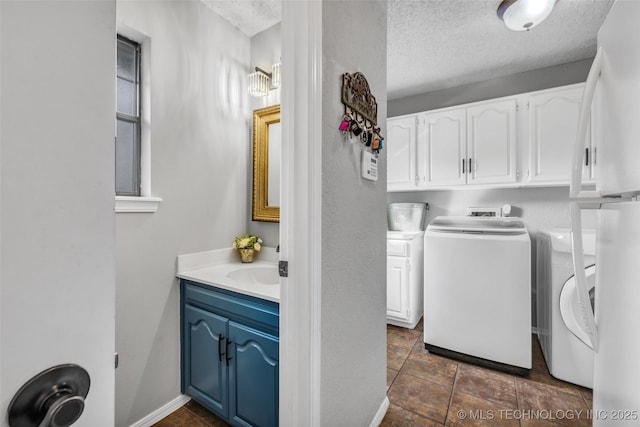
[[342, 72, 378, 126], [339, 72, 384, 154]]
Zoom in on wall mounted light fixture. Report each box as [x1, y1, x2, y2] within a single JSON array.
[[271, 63, 281, 90], [497, 0, 557, 31], [248, 63, 281, 97]]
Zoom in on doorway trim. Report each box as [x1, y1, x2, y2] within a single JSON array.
[[280, 1, 323, 426]]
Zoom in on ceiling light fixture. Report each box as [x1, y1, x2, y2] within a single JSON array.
[[248, 63, 281, 97], [497, 0, 557, 31]]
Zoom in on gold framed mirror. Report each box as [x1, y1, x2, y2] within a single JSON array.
[[252, 104, 280, 222]]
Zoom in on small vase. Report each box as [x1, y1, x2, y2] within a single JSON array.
[[238, 248, 255, 263]]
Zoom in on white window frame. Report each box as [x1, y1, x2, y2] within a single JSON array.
[[115, 25, 161, 213]]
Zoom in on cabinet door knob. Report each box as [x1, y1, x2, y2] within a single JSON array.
[[468, 158, 472, 174], [462, 159, 466, 174], [225, 338, 233, 366], [218, 334, 224, 362]]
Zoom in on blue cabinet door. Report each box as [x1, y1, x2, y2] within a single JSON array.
[[228, 321, 279, 427], [183, 304, 228, 418]]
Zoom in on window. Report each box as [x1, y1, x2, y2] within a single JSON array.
[[116, 35, 141, 196], [114, 31, 161, 213]]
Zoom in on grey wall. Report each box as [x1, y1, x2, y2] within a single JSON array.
[[248, 23, 281, 247], [388, 58, 593, 117], [387, 59, 596, 328], [115, 2, 250, 424], [321, 1, 388, 425], [1, 1, 116, 424]]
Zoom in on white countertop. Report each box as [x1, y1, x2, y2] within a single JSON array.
[[176, 247, 280, 303], [387, 230, 425, 239]]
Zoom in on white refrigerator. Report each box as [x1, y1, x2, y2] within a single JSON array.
[[569, 1, 640, 424]]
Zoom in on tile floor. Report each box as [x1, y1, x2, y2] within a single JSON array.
[[383, 319, 593, 426], [153, 400, 230, 427], [155, 319, 592, 426]]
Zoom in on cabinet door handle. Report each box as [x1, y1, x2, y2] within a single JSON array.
[[218, 334, 224, 362], [468, 158, 472, 174], [462, 159, 466, 174], [225, 338, 233, 366], [585, 148, 590, 166]]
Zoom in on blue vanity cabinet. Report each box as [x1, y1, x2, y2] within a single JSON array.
[[181, 279, 279, 427], [228, 321, 279, 427], [183, 304, 229, 417]]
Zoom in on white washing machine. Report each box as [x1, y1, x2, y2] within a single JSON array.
[[537, 229, 595, 389], [424, 216, 531, 375]]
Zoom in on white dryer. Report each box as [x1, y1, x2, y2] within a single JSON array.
[[537, 229, 595, 389]]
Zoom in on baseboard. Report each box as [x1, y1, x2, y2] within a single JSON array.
[[369, 396, 390, 427], [387, 317, 421, 330], [129, 394, 191, 427]]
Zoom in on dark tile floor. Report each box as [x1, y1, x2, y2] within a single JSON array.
[[382, 318, 593, 426], [153, 400, 229, 427], [155, 319, 592, 426]]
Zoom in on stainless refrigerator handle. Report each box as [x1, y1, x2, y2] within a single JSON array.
[[569, 202, 599, 352], [571, 47, 603, 200]]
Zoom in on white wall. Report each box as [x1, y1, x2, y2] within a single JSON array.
[[248, 23, 281, 247], [250, 23, 281, 110], [1, 1, 116, 425], [387, 60, 596, 328], [115, 2, 250, 424], [320, 1, 388, 424], [390, 187, 595, 227]]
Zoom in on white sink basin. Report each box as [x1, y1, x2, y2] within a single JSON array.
[[226, 265, 280, 286]]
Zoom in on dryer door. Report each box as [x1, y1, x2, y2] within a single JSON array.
[[560, 265, 596, 346]]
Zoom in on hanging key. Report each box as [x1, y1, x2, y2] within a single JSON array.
[[339, 116, 350, 133], [349, 119, 363, 136]]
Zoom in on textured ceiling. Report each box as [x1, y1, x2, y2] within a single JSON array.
[[203, 0, 614, 100], [387, 0, 614, 100], [201, 0, 280, 37]]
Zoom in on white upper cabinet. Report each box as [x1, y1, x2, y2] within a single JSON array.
[[586, 84, 598, 182], [386, 83, 591, 191], [425, 98, 517, 187], [387, 115, 419, 191], [424, 108, 467, 186], [526, 84, 590, 184], [467, 99, 517, 185]]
